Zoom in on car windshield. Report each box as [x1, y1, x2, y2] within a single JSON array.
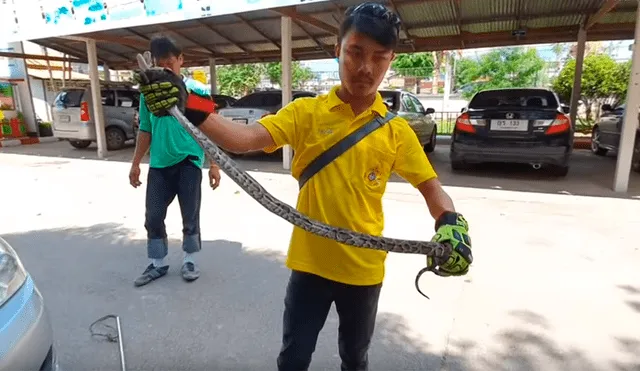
[[469, 89, 559, 109]]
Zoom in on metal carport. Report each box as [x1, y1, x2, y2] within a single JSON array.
[[3, 0, 639, 192]]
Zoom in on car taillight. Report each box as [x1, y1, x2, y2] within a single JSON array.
[[455, 113, 476, 134], [545, 114, 571, 135], [80, 101, 90, 122]]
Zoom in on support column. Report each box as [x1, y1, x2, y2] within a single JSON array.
[[103, 64, 111, 82], [569, 27, 587, 126], [86, 39, 108, 159], [281, 16, 293, 170], [613, 6, 640, 193], [208, 57, 217, 94]]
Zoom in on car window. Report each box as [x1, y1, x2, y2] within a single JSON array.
[[116, 90, 139, 108], [101, 90, 116, 107], [261, 94, 282, 106], [402, 94, 417, 112], [233, 93, 270, 107], [293, 92, 315, 100], [379, 91, 399, 111], [410, 95, 425, 114], [469, 89, 559, 109], [54, 89, 84, 108]]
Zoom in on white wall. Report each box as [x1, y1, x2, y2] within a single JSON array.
[[418, 95, 468, 113], [29, 78, 52, 122]]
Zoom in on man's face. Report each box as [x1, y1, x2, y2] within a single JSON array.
[[156, 53, 183, 75], [335, 29, 395, 98]]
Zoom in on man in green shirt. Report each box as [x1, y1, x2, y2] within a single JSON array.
[[129, 35, 221, 286]]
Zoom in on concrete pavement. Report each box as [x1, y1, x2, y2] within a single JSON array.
[[0, 146, 639, 370]]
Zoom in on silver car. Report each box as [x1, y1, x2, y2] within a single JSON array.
[[217, 90, 316, 154], [51, 84, 140, 151], [0, 237, 58, 371], [379, 90, 438, 153]]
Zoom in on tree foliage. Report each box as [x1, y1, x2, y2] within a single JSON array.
[[265, 61, 315, 89], [391, 52, 434, 93], [552, 54, 631, 120], [454, 47, 546, 99], [216, 64, 265, 97]]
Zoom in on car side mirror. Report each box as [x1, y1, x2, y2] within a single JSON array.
[[461, 107, 467, 113], [561, 105, 570, 114], [602, 104, 613, 112], [425, 107, 435, 115]]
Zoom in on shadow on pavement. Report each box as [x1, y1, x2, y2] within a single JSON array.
[[3, 223, 450, 370]]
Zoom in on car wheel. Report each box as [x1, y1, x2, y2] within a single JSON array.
[[548, 164, 569, 177], [591, 127, 608, 156], [106, 127, 126, 151], [423, 127, 437, 153], [69, 140, 91, 149]]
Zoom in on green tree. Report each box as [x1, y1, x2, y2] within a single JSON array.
[[390, 52, 434, 94], [216, 63, 265, 97], [455, 47, 546, 100], [552, 54, 630, 120], [265, 61, 315, 89]]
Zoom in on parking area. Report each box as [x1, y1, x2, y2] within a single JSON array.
[[1, 139, 640, 370], [3, 138, 640, 199]]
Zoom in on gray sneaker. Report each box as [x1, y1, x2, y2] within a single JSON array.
[[181, 262, 200, 282], [134, 264, 169, 287]]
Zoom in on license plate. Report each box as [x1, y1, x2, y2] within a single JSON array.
[[59, 115, 71, 123], [490, 119, 528, 131], [232, 118, 248, 124]]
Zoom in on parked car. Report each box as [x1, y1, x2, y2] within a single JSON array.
[[0, 237, 58, 371], [51, 84, 140, 151], [212, 94, 237, 110], [591, 104, 640, 171], [450, 88, 573, 176], [379, 89, 437, 153], [217, 90, 316, 154]]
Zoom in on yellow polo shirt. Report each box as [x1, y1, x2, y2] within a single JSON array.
[[257, 86, 437, 286]]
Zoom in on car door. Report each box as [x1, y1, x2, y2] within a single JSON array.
[[598, 107, 624, 149], [401, 93, 427, 145], [409, 94, 435, 140], [114, 89, 139, 138]]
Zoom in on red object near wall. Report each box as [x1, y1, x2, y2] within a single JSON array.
[[8, 117, 26, 138]]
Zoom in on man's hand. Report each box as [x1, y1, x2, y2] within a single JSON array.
[[129, 165, 142, 188], [209, 165, 221, 190], [133, 67, 215, 126], [427, 211, 473, 276]]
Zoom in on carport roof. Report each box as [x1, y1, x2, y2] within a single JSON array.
[[23, 0, 640, 69]]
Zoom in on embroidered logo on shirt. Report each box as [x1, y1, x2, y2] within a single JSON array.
[[365, 167, 382, 187]]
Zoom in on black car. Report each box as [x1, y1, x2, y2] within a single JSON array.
[[212, 94, 237, 110], [450, 88, 573, 176]]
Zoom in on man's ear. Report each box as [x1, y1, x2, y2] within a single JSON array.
[[390, 51, 396, 62], [334, 42, 340, 59]]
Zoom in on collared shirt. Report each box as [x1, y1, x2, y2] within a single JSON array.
[[258, 85, 437, 286], [139, 77, 208, 169]]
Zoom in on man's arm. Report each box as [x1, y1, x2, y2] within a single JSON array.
[[197, 115, 276, 154], [417, 178, 456, 220], [132, 94, 152, 166]]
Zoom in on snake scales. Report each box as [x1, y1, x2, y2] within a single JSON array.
[[136, 53, 451, 298]]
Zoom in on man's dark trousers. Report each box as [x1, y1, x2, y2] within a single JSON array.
[[277, 270, 382, 371], [144, 157, 202, 259]]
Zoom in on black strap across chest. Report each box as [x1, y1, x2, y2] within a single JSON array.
[[297, 111, 396, 189]]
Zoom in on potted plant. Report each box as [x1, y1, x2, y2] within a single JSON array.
[[39, 121, 53, 137], [1, 118, 10, 138]]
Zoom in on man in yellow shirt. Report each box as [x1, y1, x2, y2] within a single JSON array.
[[134, 3, 472, 370]]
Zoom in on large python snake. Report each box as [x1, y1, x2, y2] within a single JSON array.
[[136, 53, 452, 299]]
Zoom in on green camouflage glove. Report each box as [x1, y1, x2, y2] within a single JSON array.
[[133, 68, 187, 116], [427, 211, 473, 276]]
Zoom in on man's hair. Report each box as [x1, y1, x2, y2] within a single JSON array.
[[149, 35, 183, 60], [339, 2, 401, 49]]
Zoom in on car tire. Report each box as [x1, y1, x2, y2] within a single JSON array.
[[548, 164, 569, 177], [632, 138, 640, 173], [423, 128, 437, 153], [591, 127, 608, 156], [69, 140, 91, 149], [106, 127, 126, 151]]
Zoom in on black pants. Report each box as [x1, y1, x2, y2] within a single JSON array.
[[144, 157, 202, 259], [277, 270, 382, 371]]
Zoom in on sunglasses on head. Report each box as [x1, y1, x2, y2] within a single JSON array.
[[348, 2, 401, 29]]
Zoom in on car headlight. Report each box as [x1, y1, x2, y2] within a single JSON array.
[[0, 237, 28, 307]]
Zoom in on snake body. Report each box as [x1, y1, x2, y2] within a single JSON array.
[[136, 54, 451, 298]]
